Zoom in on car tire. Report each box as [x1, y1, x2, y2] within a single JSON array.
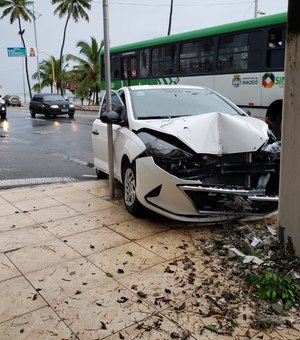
[[122, 161, 144, 216], [44, 109, 51, 118], [30, 108, 36, 118], [68, 113, 74, 118], [0, 114, 6, 119], [96, 168, 108, 179]]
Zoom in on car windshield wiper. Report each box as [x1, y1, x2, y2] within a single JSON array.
[[138, 115, 184, 120]]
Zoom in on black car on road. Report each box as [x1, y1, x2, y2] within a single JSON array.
[[29, 93, 75, 118]]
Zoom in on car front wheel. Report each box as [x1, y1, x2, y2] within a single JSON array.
[[68, 112, 74, 118], [44, 109, 51, 118], [30, 108, 36, 118], [122, 161, 144, 216]]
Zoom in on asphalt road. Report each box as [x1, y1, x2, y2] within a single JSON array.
[[0, 105, 100, 189]]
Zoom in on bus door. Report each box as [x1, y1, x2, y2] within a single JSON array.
[[121, 55, 138, 86]]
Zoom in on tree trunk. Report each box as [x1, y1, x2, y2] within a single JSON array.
[[59, 14, 70, 95], [18, 18, 32, 99]]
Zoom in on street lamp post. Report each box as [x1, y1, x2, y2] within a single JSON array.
[[254, 0, 258, 17]]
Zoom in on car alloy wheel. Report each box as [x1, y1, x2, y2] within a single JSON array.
[[122, 161, 144, 216]]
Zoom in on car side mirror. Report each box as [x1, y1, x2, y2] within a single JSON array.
[[100, 110, 123, 125]]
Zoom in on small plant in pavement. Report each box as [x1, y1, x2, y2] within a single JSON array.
[[247, 270, 300, 309]]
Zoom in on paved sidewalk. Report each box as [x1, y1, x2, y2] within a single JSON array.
[[0, 180, 299, 339]]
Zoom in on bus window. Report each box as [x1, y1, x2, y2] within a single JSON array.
[[130, 58, 137, 78], [268, 29, 283, 48], [122, 59, 128, 79], [179, 39, 214, 75], [121, 56, 138, 82], [111, 55, 120, 79], [151, 47, 163, 76], [217, 33, 249, 72], [267, 28, 285, 69], [163, 45, 177, 75], [247, 30, 264, 71], [139, 49, 150, 78], [151, 45, 177, 76]]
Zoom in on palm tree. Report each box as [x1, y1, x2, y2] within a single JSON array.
[[0, 0, 34, 99], [32, 56, 68, 94], [51, 0, 92, 94], [66, 37, 102, 105]]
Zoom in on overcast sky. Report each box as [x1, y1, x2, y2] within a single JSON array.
[[0, 0, 288, 98]]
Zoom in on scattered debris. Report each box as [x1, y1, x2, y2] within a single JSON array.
[[117, 296, 128, 303], [137, 291, 147, 298]]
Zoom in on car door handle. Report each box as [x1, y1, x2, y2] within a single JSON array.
[[92, 130, 99, 135]]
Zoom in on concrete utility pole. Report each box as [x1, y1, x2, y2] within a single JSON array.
[[102, 0, 115, 199], [278, 0, 300, 256], [33, 2, 41, 92]]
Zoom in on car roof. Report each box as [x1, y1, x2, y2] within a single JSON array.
[[127, 85, 207, 91]]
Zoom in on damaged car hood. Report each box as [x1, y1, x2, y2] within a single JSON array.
[[137, 112, 268, 154]]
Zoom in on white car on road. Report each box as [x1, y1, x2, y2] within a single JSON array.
[[92, 85, 279, 222]]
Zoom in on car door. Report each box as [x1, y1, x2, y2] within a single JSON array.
[[92, 91, 125, 178], [31, 95, 42, 113]]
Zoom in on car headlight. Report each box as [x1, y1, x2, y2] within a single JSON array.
[[138, 131, 193, 160], [69, 104, 75, 108], [0, 99, 5, 104], [50, 105, 59, 109]]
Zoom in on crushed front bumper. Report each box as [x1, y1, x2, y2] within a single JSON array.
[[135, 157, 278, 222]]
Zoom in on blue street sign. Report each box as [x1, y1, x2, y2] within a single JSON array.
[[7, 47, 27, 57]]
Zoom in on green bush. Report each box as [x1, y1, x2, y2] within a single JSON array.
[[247, 270, 300, 309]]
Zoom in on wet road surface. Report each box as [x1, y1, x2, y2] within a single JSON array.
[[0, 106, 99, 188]]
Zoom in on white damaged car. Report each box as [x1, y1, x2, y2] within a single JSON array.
[[92, 85, 280, 222]]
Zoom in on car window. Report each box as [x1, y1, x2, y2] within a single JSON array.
[[32, 96, 41, 102], [129, 88, 241, 119], [43, 95, 65, 101], [100, 92, 123, 115]]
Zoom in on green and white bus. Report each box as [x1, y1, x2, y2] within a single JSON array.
[[100, 12, 286, 117]]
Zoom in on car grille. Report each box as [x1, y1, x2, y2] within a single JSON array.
[[155, 150, 279, 195], [181, 187, 278, 215]]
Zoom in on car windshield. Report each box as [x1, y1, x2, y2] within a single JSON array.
[[43, 94, 65, 101], [130, 88, 241, 119]]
